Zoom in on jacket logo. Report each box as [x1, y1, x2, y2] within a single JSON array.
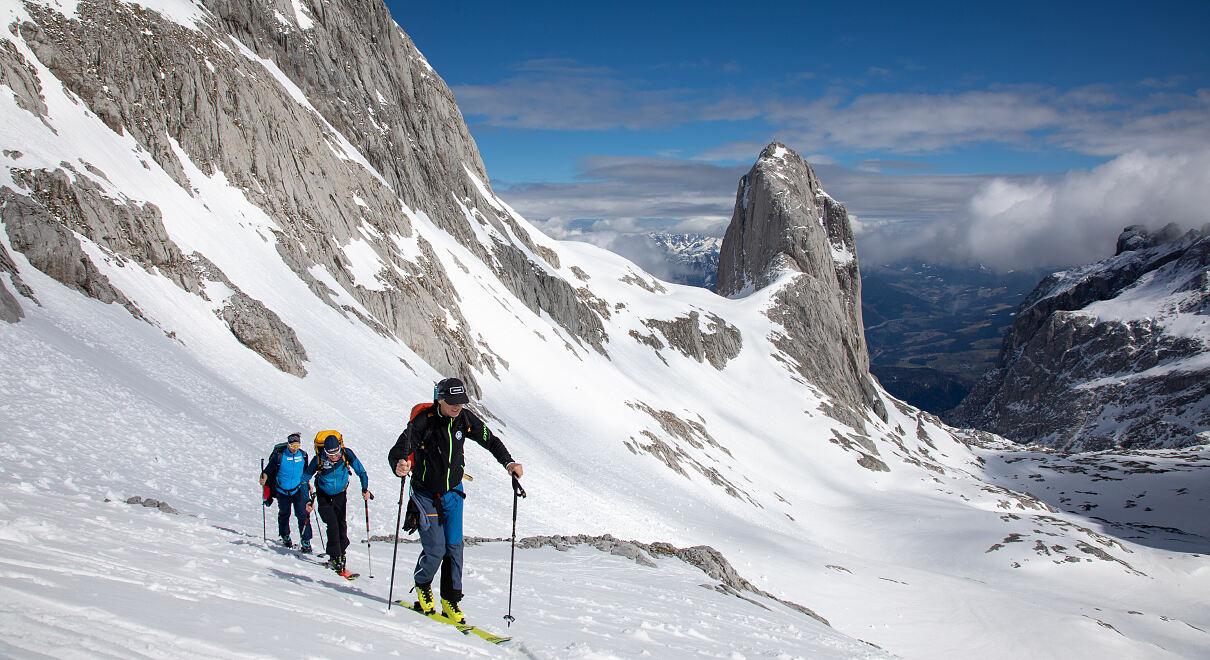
[[455, 431, 463, 441]]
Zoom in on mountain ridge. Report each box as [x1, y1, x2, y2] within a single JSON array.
[[950, 222, 1210, 450], [1, 0, 1207, 657]]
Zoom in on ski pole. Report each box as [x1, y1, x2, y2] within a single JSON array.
[[260, 459, 267, 546], [504, 474, 526, 627], [309, 495, 321, 556], [387, 474, 407, 610], [364, 492, 375, 578], [317, 498, 329, 560]]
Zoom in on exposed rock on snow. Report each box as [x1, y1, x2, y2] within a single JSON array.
[[122, 495, 180, 515], [2, 0, 609, 387], [950, 225, 1210, 450], [3, 167, 310, 375], [220, 290, 309, 377], [2, 185, 140, 318], [639, 310, 741, 369], [624, 400, 754, 503], [0, 232, 31, 322], [519, 533, 830, 625]]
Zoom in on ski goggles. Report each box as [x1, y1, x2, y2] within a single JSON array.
[[324, 448, 342, 461]]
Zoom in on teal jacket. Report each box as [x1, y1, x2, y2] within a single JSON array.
[[304, 448, 369, 496]]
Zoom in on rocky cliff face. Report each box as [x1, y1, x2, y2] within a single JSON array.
[[0, 0, 603, 391], [716, 143, 879, 428], [1, 0, 881, 443], [949, 223, 1210, 450]]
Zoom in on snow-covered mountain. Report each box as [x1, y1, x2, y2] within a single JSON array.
[[951, 223, 1210, 451], [1, 1, 1207, 658], [647, 232, 721, 289]]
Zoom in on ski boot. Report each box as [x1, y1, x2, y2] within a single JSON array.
[[279, 535, 293, 548], [300, 540, 312, 554], [441, 597, 465, 624], [331, 555, 354, 579], [414, 583, 437, 615]]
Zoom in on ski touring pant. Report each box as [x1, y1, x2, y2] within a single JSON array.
[[412, 486, 465, 601], [315, 490, 349, 561], [275, 487, 312, 542]]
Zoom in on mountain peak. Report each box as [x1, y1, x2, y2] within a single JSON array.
[[715, 144, 879, 427]]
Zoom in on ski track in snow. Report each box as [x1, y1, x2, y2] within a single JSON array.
[[0, 484, 885, 659], [0, 0, 1208, 656], [1, 262, 1208, 659]]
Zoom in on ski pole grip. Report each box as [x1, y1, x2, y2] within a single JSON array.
[[511, 475, 526, 498]]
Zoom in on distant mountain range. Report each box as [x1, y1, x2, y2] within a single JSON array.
[[646, 232, 721, 289]]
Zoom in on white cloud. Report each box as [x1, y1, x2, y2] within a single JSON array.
[[769, 90, 1065, 153], [458, 62, 1210, 274], [451, 60, 758, 131], [495, 156, 746, 238], [855, 148, 1210, 270]]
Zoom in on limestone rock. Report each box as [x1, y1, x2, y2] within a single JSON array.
[[950, 226, 1210, 450], [5, 0, 607, 387], [716, 143, 876, 427], [640, 311, 741, 369], [0, 240, 31, 323], [220, 291, 309, 377], [2, 187, 137, 314]]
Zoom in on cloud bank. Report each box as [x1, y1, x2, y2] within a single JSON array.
[[466, 66, 1210, 273], [913, 148, 1210, 270]]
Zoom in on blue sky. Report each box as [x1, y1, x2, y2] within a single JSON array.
[[384, 1, 1210, 272]]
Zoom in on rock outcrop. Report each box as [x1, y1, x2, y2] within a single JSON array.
[[2, 167, 309, 375], [2, 0, 605, 388], [949, 224, 1210, 450], [716, 143, 878, 428], [517, 533, 829, 625]]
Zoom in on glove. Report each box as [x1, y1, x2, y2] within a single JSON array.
[[262, 497, 274, 507], [403, 498, 419, 534]]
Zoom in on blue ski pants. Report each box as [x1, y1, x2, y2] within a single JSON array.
[[412, 486, 464, 599], [276, 487, 312, 542]]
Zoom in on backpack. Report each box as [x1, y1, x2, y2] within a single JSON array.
[[263, 442, 288, 479], [314, 430, 349, 471], [401, 402, 435, 535], [410, 402, 433, 421]]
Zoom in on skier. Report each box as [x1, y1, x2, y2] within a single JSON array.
[[305, 433, 371, 578], [259, 432, 313, 552], [388, 377, 524, 624]]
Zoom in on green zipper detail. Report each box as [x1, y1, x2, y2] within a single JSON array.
[[446, 417, 454, 491]]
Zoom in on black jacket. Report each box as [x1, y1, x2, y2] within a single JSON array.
[[388, 405, 514, 495]]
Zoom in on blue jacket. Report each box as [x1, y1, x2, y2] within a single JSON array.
[[305, 448, 369, 496], [263, 445, 309, 496]]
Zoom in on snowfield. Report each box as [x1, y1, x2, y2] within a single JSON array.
[[0, 0, 1208, 657], [2, 188, 1207, 659]]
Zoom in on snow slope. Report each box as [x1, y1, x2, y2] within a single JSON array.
[[0, 0, 1207, 658]]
